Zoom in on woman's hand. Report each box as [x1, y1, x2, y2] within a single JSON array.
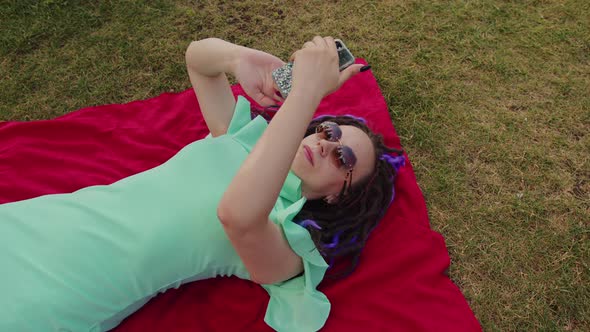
[[289, 36, 365, 101], [233, 47, 286, 107]]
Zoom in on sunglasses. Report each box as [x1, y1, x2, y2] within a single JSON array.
[[315, 121, 357, 172]]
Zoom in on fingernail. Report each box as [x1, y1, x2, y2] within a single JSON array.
[[360, 65, 372, 72]]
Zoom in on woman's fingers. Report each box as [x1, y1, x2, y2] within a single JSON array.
[[325, 36, 336, 53], [269, 82, 285, 102], [337, 63, 364, 87], [288, 49, 299, 62], [272, 89, 285, 102], [256, 94, 278, 107], [312, 35, 328, 48], [253, 83, 284, 106], [299, 36, 337, 54], [302, 41, 315, 49]]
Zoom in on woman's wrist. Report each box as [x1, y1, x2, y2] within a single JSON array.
[[287, 86, 323, 109], [227, 45, 248, 77]]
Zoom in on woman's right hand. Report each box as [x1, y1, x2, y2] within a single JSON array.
[[233, 47, 286, 107], [289, 36, 364, 101]]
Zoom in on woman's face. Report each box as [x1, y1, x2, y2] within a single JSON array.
[[291, 124, 376, 201]]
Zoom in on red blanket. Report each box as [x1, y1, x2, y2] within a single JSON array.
[[0, 60, 481, 331]]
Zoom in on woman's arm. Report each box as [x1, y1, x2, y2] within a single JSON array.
[[218, 36, 361, 284], [220, 36, 355, 231], [185, 38, 239, 137], [218, 91, 321, 284]]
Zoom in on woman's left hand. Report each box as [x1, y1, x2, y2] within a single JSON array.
[[233, 47, 285, 107], [289, 36, 366, 101]]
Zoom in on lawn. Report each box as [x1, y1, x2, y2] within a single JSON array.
[[1, 0, 588, 330]]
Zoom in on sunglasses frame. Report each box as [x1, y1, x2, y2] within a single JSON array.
[[315, 121, 357, 171]]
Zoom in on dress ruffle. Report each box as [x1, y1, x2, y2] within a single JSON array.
[[262, 187, 330, 332]]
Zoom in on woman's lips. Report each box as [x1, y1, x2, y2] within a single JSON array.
[[303, 145, 314, 166]]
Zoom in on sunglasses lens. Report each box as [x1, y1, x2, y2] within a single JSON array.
[[317, 121, 342, 142], [336, 145, 357, 170]]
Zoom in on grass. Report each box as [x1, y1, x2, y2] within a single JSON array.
[[1, 0, 588, 330]]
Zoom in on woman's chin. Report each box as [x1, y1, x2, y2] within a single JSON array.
[[290, 155, 308, 176], [290, 163, 304, 179]]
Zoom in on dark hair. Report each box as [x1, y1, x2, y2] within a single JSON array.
[[294, 115, 403, 278], [252, 106, 404, 279]]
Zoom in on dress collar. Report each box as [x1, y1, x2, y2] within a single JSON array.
[[280, 170, 304, 204]]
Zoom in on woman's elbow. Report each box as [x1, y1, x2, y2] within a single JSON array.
[[217, 195, 265, 230], [185, 38, 220, 62], [185, 39, 206, 66], [185, 40, 200, 67], [217, 200, 251, 230], [216, 201, 235, 228]]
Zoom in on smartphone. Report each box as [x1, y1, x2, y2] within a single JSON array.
[[272, 38, 356, 98]]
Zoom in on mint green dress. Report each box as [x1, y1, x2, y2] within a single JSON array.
[[0, 96, 330, 332]]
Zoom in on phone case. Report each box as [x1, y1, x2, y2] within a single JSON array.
[[335, 39, 355, 71], [271, 62, 294, 99]]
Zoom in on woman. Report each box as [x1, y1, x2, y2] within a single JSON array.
[[0, 36, 403, 331]]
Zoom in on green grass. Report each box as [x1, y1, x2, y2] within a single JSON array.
[[1, 0, 588, 330]]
